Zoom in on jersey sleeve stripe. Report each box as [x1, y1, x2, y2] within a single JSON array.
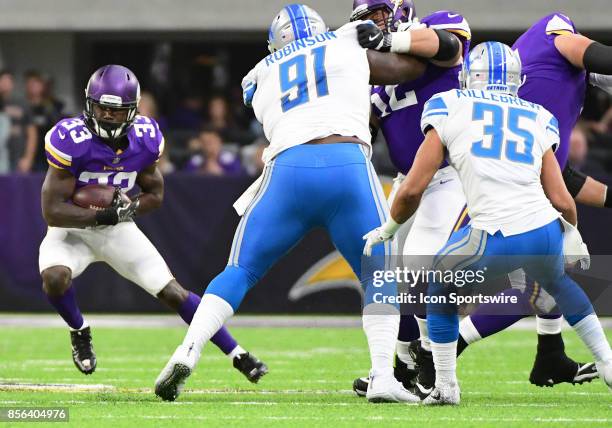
[[422, 112, 449, 120], [44, 128, 73, 162], [45, 143, 72, 166], [546, 126, 560, 136], [546, 30, 573, 36], [47, 158, 66, 170]]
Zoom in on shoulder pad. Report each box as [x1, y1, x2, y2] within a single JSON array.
[[544, 13, 576, 36], [422, 11, 471, 40], [45, 117, 93, 170], [130, 115, 164, 159]]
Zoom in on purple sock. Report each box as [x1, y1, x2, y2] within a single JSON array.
[[469, 289, 533, 339], [178, 292, 238, 355], [398, 315, 420, 342], [45, 286, 84, 330]]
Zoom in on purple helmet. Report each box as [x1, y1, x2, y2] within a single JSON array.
[[350, 0, 416, 31], [84, 65, 140, 140]]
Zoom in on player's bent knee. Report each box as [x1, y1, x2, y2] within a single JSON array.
[[157, 280, 189, 310], [41, 266, 72, 296], [204, 265, 259, 311]]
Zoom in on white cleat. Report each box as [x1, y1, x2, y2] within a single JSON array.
[[155, 344, 199, 401], [595, 359, 612, 393], [366, 369, 420, 403], [422, 383, 461, 406]]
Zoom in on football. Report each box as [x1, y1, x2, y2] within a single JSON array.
[[72, 184, 130, 210]]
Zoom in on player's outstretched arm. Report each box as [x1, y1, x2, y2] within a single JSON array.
[[541, 149, 577, 226], [358, 23, 462, 67], [134, 162, 164, 216], [367, 50, 427, 85], [41, 167, 99, 228]]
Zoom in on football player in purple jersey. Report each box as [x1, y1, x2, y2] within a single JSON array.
[[457, 13, 612, 388], [350, 0, 473, 397], [39, 65, 268, 382]]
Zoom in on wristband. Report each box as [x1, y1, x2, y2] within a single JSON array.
[[95, 209, 119, 226], [390, 31, 413, 54], [382, 218, 402, 236]]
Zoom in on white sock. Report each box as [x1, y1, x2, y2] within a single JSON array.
[[228, 345, 246, 360], [416, 316, 431, 351], [459, 316, 482, 345], [536, 316, 563, 335], [431, 341, 458, 387], [362, 303, 400, 373], [70, 320, 88, 332], [572, 314, 612, 363], [396, 340, 416, 370], [182, 294, 234, 360]]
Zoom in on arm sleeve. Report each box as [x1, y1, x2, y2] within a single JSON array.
[[540, 111, 561, 153], [420, 94, 450, 141]]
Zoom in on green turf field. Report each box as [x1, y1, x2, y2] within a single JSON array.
[[0, 324, 610, 427]]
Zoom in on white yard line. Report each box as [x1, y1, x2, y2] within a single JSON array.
[[1, 314, 611, 329]]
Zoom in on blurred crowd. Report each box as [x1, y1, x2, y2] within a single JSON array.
[[0, 69, 267, 177], [2, 68, 612, 179]]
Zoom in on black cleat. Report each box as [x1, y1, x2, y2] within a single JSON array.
[[352, 377, 369, 397], [394, 354, 419, 389], [70, 326, 96, 375], [529, 333, 599, 387], [530, 353, 598, 387], [233, 352, 268, 383], [411, 340, 435, 390]]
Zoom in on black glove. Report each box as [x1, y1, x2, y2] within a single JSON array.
[[357, 23, 392, 52], [95, 188, 140, 226]]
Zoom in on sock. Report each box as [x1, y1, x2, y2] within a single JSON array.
[[459, 316, 483, 345], [181, 293, 234, 359], [416, 316, 431, 351], [431, 341, 458, 386], [362, 303, 400, 373], [45, 286, 84, 330], [178, 291, 239, 355], [398, 314, 420, 342], [396, 341, 416, 369], [457, 335, 468, 356], [396, 315, 419, 368], [572, 314, 612, 363], [536, 315, 563, 335], [228, 345, 246, 360]]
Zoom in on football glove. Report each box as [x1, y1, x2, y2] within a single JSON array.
[[357, 22, 392, 52], [560, 218, 590, 270]]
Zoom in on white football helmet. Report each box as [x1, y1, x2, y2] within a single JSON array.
[[460, 41, 524, 96], [268, 4, 328, 53]]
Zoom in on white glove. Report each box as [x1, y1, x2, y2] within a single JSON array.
[[362, 219, 401, 257], [560, 217, 590, 270], [241, 69, 258, 108]]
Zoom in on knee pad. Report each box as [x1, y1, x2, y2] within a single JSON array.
[[205, 265, 260, 311]]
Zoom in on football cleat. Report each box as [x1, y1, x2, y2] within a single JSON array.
[[595, 359, 612, 392], [411, 340, 435, 390], [233, 352, 269, 383], [353, 377, 369, 397], [422, 383, 461, 406], [529, 352, 598, 387], [394, 354, 419, 389], [155, 344, 198, 402], [366, 369, 420, 403], [70, 326, 96, 375], [353, 354, 418, 397]]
